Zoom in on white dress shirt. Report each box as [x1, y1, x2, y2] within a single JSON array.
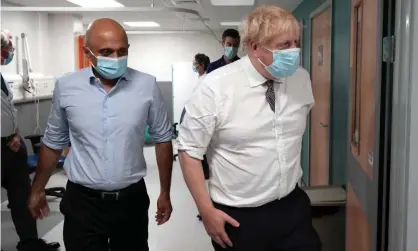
[[199, 73, 207, 79], [177, 56, 314, 207]]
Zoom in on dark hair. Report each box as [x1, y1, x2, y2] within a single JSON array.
[[222, 29, 240, 41], [194, 53, 210, 71]]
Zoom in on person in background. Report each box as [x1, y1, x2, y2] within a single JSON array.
[[1, 30, 60, 251], [178, 5, 320, 251], [206, 29, 241, 74], [28, 18, 174, 251], [193, 53, 210, 79]]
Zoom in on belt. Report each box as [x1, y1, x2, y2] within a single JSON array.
[[67, 179, 144, 201]]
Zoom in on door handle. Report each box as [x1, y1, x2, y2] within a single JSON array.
[[320, 122, 328, 128]]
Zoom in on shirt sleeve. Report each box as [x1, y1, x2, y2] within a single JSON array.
[[42, 80, 70, 150], [305, 73, 315, 109], [177, 79, 217, 160], [147, 79, 173, 143]]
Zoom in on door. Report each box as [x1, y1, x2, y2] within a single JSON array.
[[172, 62, 198, 123], [346, 0, 386, 250], [309, 5, 331, 186]]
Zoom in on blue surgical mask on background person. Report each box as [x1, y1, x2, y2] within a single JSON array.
[[259, 47, 300, 79], [224, 46, 238, 60], [192, 65, 198, 73], [2, 52, 14, 65], [88, 49, 128, 79]]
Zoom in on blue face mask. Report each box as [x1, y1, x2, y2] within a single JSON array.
[[3, 52, 14, 65], [89, 49, 128, 79], [259, 48, 300, 79], [192, 65, 198, 73], [224, 46, 238, 60]]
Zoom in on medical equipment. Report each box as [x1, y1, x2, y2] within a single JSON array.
[[3, 32, 56, 137]]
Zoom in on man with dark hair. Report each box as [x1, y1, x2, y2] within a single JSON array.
[[28, 18, 174, 251], [1, 30, 60, 251], [193, 53, 210, 78], [206, 29, 240, 74]]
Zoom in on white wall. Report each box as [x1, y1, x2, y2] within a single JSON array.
[[47, 13, 82, 76], [1, 11, 49, 74], [1, 11, 245, 82], [0, 11, 81, 77], [127, 33, 245, 81]]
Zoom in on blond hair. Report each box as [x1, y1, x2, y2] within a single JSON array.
[[241, 5, 300, 49]]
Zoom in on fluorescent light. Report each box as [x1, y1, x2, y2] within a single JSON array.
[[220, 22, 241, 26], [126, 30, 203, 35], [124, 22, 160, 27], [66, 0, 124, 8], [210, 0, 254, 6]]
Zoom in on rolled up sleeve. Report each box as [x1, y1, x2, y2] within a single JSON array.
[[177, 80, 217, 160], [42, 80, 70, 150], [147, 79, 173, 143]]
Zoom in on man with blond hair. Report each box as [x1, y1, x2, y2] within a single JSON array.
[[178, 5, 321, 251]]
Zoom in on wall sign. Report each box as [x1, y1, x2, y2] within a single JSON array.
[[318, 44, 324, 66]]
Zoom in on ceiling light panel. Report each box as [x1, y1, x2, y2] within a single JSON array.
[[220, 22, 241, 26], [210, 0, 254, 6], [124, 22, 161, 27], [66, 0, 124, 8]]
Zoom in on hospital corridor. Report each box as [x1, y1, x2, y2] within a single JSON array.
[[2, 146, 216, 251], [1, 0, 417, 251], [2, 145, 346, 251]]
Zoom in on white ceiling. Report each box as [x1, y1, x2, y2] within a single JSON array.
[[2, 0, 303, 32]]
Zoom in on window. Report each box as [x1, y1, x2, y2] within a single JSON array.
[[351, 4, 362, 155]]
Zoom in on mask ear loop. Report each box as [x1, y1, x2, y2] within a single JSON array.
[[86, 48, 97, 58], [257, 46, 274, 68], [86, 48, 99, 70]]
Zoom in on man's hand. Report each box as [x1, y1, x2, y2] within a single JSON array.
[[7, 135, 21, 153], [201, 207, 240, 249], [28, 190, 50, 220], [155, 193, 172, 225]]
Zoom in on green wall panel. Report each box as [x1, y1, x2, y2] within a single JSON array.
[[293, 0, 350, 185]]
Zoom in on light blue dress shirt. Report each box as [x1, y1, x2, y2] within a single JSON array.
[[42, 67, 173, 191]]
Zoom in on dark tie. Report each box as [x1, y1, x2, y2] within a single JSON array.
[[1, 74, 9, 96], [264, 80, 275, 112]]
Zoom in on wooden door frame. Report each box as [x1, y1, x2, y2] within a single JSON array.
[[307, 0, 333, 185]]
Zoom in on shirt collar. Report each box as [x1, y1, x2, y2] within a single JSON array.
[[241, 56, 268, 88], [88, 66, 131, 84], [220, 55, 240, 64], [241, 56, 284, 88]]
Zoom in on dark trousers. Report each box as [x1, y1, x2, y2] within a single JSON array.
[[1, 137, 38, 242], [60, 179, 150, 251], [212, 186, 321, 251]]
